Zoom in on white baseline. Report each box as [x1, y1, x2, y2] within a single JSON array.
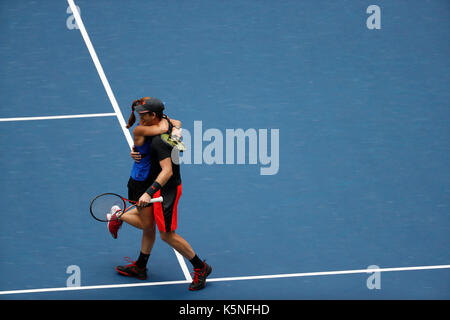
[[0, 264, 449, 296]]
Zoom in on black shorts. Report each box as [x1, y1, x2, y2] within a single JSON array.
[[153, 183, 182, 232], [127, 176, 152, 202]]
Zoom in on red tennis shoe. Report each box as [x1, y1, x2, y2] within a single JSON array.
[[115, 257, 147, 280], [107, 205, 123, 239], [189, 261, 212, 291]]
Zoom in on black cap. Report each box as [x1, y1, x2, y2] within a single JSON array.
[[135, 97, 165, 114]]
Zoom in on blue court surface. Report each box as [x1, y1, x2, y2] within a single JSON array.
[[0, 0, 449, 300]]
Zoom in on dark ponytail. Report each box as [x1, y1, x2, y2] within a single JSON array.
[[126, 100, 138, 128]]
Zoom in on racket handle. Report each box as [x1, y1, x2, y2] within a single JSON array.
[[150, 196, 163, 203], [133, 196, 163, 208]]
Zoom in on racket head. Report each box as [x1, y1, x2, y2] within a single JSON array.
[[161, 133, 186, 152], [90, 193, 127, 222]]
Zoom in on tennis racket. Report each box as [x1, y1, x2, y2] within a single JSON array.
[[161, 132, 186, 152], [89, 193, 163, 222]]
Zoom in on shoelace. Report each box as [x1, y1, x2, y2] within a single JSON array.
[[190, 263, 207, 283], [191, 270, 200, 283], [123, 256, 136, 267]]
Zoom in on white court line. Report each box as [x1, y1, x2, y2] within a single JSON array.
[[66, 0, 132, 147], [0, 113, 116, 122], [67, 0, 192, 282], [0, 264, 449, 296]]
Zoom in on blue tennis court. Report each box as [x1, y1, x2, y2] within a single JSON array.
[[0, 0, 449, 300]]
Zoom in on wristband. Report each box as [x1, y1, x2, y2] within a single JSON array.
[[145, 181, 162, 197]]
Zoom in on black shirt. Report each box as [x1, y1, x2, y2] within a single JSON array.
[[149, 135, 182, 187]]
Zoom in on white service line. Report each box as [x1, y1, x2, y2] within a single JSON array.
[[0, 264, 449, 296], [67, 0, 192, 282], [0, 113, 116, 122]]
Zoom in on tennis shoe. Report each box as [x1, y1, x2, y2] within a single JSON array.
[[189, 261, 212, 291], [115, 257, 147, 280], [107, 205, 123, 239]]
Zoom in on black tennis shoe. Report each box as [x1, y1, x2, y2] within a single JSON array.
[[115, 257, 147, 280], [189, 261, 212, 291]]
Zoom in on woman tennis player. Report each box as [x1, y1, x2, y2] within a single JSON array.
[[109, 97, 212, 291]]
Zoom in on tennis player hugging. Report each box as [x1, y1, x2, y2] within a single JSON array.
[[108, 97, 212, 291]]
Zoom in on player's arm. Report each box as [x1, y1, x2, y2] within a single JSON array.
[[138, 157, 172, 207], [133, 118, 181, 137], [133, 120, 168, 137], [155, 157, 173, 186], [131, 124, 160, 163]]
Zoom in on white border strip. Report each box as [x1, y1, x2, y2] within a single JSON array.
[[67, 0, 133, 148], [0, 264, 449, 296], [67, 0, 192, 282], [0, 113, 116, 122]]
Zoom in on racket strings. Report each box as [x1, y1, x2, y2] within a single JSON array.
[[90, 193, 126, 222]]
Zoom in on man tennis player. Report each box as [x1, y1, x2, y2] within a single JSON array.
[[106, 97, 182, 282], [114, 97, 212, 291]]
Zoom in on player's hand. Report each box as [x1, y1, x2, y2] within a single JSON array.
[[131, 146, 141, 163], [138, 193, 151, 207], [171, 127, 182, 141]]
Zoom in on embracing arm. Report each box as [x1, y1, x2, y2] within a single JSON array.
[[131, 122, 165, 162], [133, 118, 181, 137], [133, 120, 168, 137]]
